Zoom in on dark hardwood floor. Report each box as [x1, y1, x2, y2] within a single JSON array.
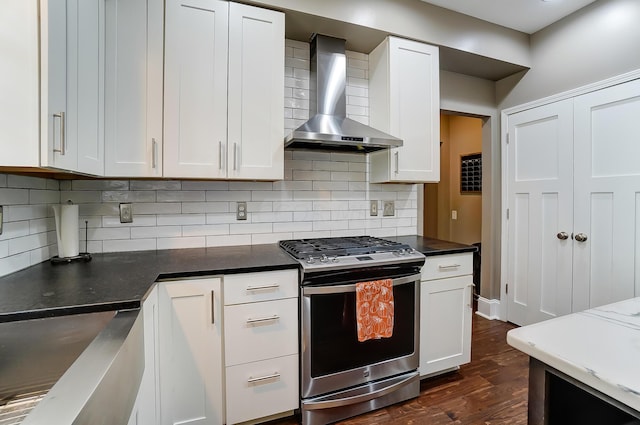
[[273, 315, 528, 425]]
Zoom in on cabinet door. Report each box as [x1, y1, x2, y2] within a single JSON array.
[[572, 78, 640, 311], [369, 37, 439, 183], [163, 0, 228, 178], [0, 0, 39, 167], [419, 275, 473, 376], [105, 0, 163, 177], [159, 278, 223, 425], [40, 0, 70, 170], [137, 287, 159, 425], [227, 3, 284, 180], [505, 100, 574, 326]]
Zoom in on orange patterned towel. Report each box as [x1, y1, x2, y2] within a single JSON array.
[[356, 279, 394, 342]]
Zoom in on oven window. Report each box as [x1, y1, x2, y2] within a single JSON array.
[[309, 282, 415, 378]]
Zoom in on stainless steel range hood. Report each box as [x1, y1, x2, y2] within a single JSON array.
[[284, 34, 402, 153]]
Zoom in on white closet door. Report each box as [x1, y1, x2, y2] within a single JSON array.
[[163, 0, 229, 178], [506, 100, 574, 326], [572, 78, 640, 311]]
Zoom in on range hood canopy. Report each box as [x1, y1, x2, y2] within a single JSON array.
[[284, 34, 402, 153]]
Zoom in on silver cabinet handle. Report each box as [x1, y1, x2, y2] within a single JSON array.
[[438, 264, 461, 269], [557, 232, 569, 240], [246, 314, 279, 324], [53, 112, 66, 155], [211, 290, 215, 324], [233, 142, 238, 170], [246, 284, 280, 291], [152, 138, 158, 169], [247, 372, 280, 383], [575, 233, 588, 242], [394, 151, 399, 174], [304, 273, 421, 295], [218, 141, 223, 170]]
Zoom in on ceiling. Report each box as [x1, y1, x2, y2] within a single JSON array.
[[419, 0, 598, 34]]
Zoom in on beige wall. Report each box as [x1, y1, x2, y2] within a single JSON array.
[[448, 116, 482, 245], [498, 0, 640, 108]]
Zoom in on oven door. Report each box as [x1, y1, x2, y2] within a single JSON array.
[[301, 271, 420, 399]]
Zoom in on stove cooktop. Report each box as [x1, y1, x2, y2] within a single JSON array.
[[279, 236, 425, 272]]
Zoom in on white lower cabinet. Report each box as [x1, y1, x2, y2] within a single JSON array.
[[159, 277, 224, 425], [156, 269, 298, 425], [129, 286, 160, 425], [419, 253, 474, 377], [223, 270, 299, 424]]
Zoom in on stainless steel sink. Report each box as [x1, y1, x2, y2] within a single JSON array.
[[0, 311, 115, 423]]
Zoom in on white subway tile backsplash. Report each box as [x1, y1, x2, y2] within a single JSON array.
[[102, 191, 156, 203], [157, 214, 205, 226], [0, 40, 420, 279], [273, 221, 312, 232], [206, 234, 252, 247], [157, 237, 206, 250], [0, 188, 29, 205], [182, 224, 229, 237], [103, 239, 156, 253], [130, 180, 182, 191], [7, 175, 47, 189], [132, 226, 182, 239], [72, 180, 129, 190], [89, 227, 131, 241]]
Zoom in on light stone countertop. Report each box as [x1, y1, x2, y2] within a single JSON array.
[[507, 297, 640, 412]]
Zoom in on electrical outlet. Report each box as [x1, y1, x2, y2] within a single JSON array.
[[119, 203, 133, 223], [0, 206, 3, 235], [383, 201, 395, 217], [236, 201, 247, 220], [370, 200, 378, 216]]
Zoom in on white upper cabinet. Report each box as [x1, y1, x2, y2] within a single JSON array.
[[1, 0, 104, 174], [0, 0, 40, 167], [163, 1, 284, 180], [369, 36, 440, 183], [227, 3, 284, 180], [163, 0, 229, 178], [104, 0, 163, 177]]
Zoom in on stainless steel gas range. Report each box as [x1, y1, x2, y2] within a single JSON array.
[[279, 236, 425, 425]]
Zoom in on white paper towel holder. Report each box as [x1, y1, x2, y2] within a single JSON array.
[[51, 219, 92, 264]]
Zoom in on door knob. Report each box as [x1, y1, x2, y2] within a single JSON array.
[[556, 232, 569, 240], [575, 233, 588, 242]]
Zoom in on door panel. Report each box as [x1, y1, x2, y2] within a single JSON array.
[[506, 100, 574, 326], [572, 79, 640, 311]]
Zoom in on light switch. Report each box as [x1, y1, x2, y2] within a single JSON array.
[[120, 203, 133, 223], [370, 200, 378, 216], [451, 210, 458, 220]]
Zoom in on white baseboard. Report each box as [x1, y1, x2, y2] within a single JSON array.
[[476, 297, 501, 320]]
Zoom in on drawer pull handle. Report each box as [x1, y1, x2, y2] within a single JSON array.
[[438, 264, 461, 269], [246, 315, 280, 324], [247, 372, 280, 383], [246, 284, 280, 291]]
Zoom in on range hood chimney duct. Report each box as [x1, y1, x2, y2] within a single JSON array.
[[284, 34, 402, 153]]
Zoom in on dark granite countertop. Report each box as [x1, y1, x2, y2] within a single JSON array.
[[0, 244, 298, 323], [390, 235, 478, 256], [0, 236, 474, 323]]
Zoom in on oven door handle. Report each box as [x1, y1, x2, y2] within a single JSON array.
[[302, 273, 421, 295]]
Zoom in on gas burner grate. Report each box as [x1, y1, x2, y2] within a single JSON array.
[[279, 236, 411, 259]]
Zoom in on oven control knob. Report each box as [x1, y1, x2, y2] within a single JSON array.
[[320, 254, 329, 263], [331, 257, 339, 263], [306, 256, 316, 264]]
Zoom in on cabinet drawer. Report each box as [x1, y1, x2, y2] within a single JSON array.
[[225, 354, 299, 425], [224, 297, 298, 366], [224, 269, 298, 305], [422, 253, 473, 281]]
